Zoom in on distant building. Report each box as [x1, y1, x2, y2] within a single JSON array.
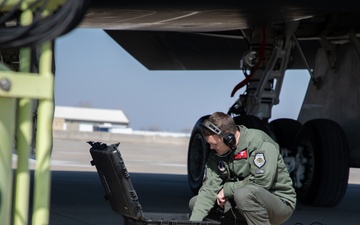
[[53, 106, 130, 133]]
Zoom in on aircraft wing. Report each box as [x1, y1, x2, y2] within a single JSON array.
[[80, 1, 360, 70]]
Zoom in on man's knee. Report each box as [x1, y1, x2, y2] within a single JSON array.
[[233, 185, 262, 209], [189, 195, 197, 210]]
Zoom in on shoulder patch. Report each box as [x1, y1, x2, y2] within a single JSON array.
[[254, 153, 266, 168], [234, 148, 247, 159]]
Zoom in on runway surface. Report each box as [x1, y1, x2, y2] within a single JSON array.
[[19, 138, 360, 225]]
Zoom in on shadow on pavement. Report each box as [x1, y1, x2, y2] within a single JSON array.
[[20, 170, 360, 225]]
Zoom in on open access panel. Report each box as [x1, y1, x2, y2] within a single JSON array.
[[88, 141, 221, 225]]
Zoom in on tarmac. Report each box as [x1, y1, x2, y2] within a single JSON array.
[[12, 137, 360, 225]]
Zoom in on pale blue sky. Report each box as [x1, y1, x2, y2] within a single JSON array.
[[54, 28, 310, 132]]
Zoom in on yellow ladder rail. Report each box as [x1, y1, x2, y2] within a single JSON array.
[[31, 41, 54, 225], [0, 44, 55, 225], [13, 4, 33, 225]]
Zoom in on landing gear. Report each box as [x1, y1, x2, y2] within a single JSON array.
[[269, 118, 302, 148], [269, 118, 350, 206], [233, 115, 272, 135], [187, 23, 350, 206], [187, 115, 210, 194], [187, 117, 350, 206], [294, 119, 349, 206]]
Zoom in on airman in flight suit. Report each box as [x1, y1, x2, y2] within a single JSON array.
[[189, 112, 296, 225]]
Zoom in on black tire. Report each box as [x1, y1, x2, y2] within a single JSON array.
[[187, 115, 210, 194], [295, 119, 350, 206], [269, 118, 302, 149], [233, 115, 276, 140]]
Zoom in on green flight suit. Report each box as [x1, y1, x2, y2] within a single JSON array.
[[189, 125, 296, 225]]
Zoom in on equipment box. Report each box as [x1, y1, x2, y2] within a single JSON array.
[[88, 141, 221, 225]]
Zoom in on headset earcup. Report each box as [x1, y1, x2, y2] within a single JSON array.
[[223, 133, 236, 150]]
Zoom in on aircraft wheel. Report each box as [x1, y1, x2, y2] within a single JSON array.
[[187, 115, 210, 194], [233, 115, 275, 140], [269, 118, 302, 148], [295, 119, 350, 206]]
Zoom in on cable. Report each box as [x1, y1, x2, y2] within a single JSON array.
[[0, 0, 22, 25], [0, 0, 92, 48], [0, 0, 45, 44]]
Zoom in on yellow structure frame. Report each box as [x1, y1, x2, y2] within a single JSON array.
[[0, 45, 54, 225], [0, 1, 65, 224]]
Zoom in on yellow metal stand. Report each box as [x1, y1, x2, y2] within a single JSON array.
[[0, 1, 88, 224], [0, 5, 55, 225], [0, 45, 55, 225], [0, 44, 55, 225]]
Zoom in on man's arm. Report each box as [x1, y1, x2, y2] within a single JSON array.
[[190, 165, 223, 221]]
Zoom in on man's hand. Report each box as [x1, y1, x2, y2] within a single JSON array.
[[216, 188, 227, 208]]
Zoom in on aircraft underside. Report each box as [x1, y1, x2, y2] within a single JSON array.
[[94, 6, 360, 207]]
